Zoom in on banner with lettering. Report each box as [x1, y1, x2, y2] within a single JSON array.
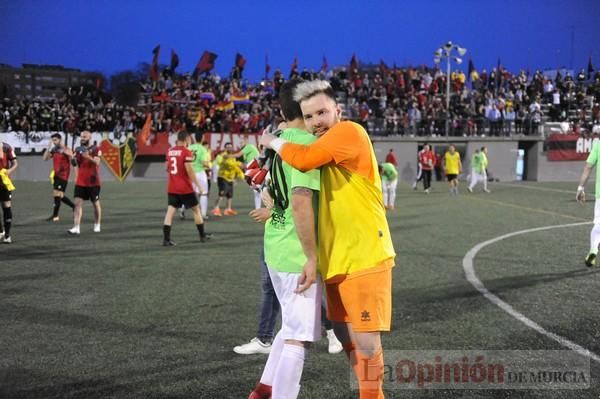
[[546, 134, 599, 161]]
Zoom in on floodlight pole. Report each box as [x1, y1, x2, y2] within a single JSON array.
[[434, 42, 466, 138]]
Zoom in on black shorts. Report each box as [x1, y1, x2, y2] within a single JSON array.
[[168, 193, 199, 209], [0, 186, 12, 202], [53, 177, 68, 192], [217, 177, 233, 199], [74, 185, 101, 202], [446, 174, 458, 182]]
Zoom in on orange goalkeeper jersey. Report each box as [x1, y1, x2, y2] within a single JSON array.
[[279, 121, 396, 281]]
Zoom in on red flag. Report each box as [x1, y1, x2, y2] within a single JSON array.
[[349, 53, 358, 71], [265, 55, 271, 79], [170, 49, 179, 71], [138, 114, 152, 143], [379, 59, 388, 76], [468, 58, 476, 81], [150, 45, 160, 81], [194, 51, 218, 78], [235, 53, 247, 70], [290, 56, 298, 74], [322, 56, 329, 72]]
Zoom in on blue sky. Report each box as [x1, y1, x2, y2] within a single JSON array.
[[0, 0, 599, 81]]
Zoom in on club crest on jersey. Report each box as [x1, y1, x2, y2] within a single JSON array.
[[99, 135, 137, 182]]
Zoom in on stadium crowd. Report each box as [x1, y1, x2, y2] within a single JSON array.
[[1, 63, 600, 138]]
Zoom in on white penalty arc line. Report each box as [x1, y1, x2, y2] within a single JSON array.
[[462, 221, 600, 363]]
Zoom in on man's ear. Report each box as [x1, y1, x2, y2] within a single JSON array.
[[336, 105, 342, 119]]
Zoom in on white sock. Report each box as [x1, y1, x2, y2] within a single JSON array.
[[260, 331, 284, 386], [483, 173, 488, 190], [590, 224, 600, 254], [390, 189, 396, 207], [254, 190, 262, 210], [200, 195, 208, 217], [272, 344, 306, 399]]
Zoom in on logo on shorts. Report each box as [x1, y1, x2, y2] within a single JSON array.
[[361, 310, 371, 322]]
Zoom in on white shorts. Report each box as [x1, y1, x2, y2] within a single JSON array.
[[267, 266, 322, 342], [194, 171, 208, 194], [594, 200, 600, 224], [383, 179, 398, 191]]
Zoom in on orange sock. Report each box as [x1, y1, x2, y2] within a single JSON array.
[[352, 350, 385, 399]]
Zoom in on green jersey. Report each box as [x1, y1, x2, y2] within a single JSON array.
[[481, 152, 488, 170], [381, 162, 398, 182], [471, 152, 484, 173], [189, 143, 209, 172], [241, 143, 260, 164], [264, 128, 320, 273], [586, 142, 600, 197]]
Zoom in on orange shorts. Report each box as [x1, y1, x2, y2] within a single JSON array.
[[325, 264, 392, 332]]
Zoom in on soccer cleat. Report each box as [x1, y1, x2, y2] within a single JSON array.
[[163, 240, 176, 247], [46, 215, 60, 222], [248, 382, 272, 399], [484, 188, 491, 193], [67, 227, 80, 235], [224, 208, 238, 216], [326, 329, 343, 354], [233, 337, 272, 355], [93, 224, 101, 233], [467, 186, 473, 193], [585, 252, 596, 268], [412, 182, 417, 190], [425, 188, 430, 194], [212, 208, 222, 217], [200, 233, 212, 243], [3, 236, 11, 244]]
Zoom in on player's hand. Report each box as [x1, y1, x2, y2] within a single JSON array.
[[249, 207, 271, 223], [261, 187, 274, 209], [260, 124, 279, 150], [577, 186, 586, 204], [295, 258, 317, 294]]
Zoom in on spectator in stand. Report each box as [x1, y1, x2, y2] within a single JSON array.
[[385, 149, 397, 167]]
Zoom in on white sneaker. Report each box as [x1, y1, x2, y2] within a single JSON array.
[[233, 337, 271, 355], [326, 329, 343, 354], [467, 186, 473, 193], [68, 227, 80, 235], [93, 224, 101, 233], [3, 236, 11, 244]]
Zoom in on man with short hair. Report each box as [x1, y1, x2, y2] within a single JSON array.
[[577, 140, 600, 267], [212, 143, 244, 216], [418, 143, 435, 193], [163, 131, 210, 246], [262, 80, 395, 398], [380, 162, 398, 210], [248, 79, 322, 399], [468, 146, 490, 193], [443, 144, 462, 196], [43, 133, 75, 222], [68, 131, 102, 235], [180, 133, 210, 219], [0, 141, 17, 243], [227, 137, 262, 209]]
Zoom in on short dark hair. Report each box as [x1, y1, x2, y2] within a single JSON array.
[[177, 131, 189, 142], [50, 133, 61, 140], [279, 79, 304, 122], [481, 146, 486, 151], [195, 132, 203, 143]]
